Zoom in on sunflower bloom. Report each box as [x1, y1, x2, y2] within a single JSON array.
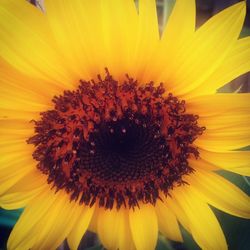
[[0, 0, 250, 249]]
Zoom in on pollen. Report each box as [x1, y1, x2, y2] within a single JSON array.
[[27, 69, 205, 209]]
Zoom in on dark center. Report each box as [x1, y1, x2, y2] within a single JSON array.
[[81, 114, 169, 182], [27, 69, 205, 209]]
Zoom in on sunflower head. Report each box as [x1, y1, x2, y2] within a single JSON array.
[[0, 0, 249, 250], [27, 69, 205, 210]]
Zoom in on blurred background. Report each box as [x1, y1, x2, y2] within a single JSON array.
[[0, 0, 249, 249]]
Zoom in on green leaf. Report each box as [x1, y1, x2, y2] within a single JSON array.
[[0, 208, 22, 227], [156, 235, 175, 250]]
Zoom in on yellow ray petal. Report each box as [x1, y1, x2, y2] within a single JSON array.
[[0, 108, 40, 120], [138, 0, 159, 40], [0, 133, 31, 143], [67, 204, 95, 250], [33, 196, 82, 250], [188, 93, 250, 151], [7, 188, 80, 250], [0, 133, 33, 165], [198, 113, 250, 131], [99, 0, 138, 79], [195, 129, 250, 151], [161, 0, 195, 47], [165, 2, 246, 96], [0, 169, 46, 209], [189, 168, 250, 219], [0, 153, 32, 169], [0, 140, 33, 155], [221, 121, 250, 132], [155, 200, 183, 242], [0, 139, 26, 146], [0, 61, 52, 108], [45, 0, 139, 80], [7, 186, 56, 250], [199, 149, 250, 176], [135, 0, 160, 83], [88, 207, 99, 233], [188, 158, 219, 171], [0, 91, 50, 113], [192, 95, 250, 130], [129, 204, 158, 250], [0, 58, 60, 104], [0, 164, 33, 196], [187, 93, 250, 117], [173, 186, 227, 250], [0, 140, 34, 195], [0, 0, 76, 87], [147, 0, 196, 87], [97, 207, 135, 250], [44, 0, 99, 80], [0, 119, 34, 135], [0, 152, 33, 171], [0, 151, 32, 168], [187, 36, 250, 98], [165, 193, 190, 232]]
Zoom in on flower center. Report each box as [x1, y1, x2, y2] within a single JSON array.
[[28, 69, 205, 209]]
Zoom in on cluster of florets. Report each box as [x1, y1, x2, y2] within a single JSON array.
[[28, 70, 205, 209]]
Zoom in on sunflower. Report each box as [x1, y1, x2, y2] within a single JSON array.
[[0, 0, 250, 249]]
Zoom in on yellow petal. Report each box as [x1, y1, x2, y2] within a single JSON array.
[[0, 152, 32, 168], [166, 2, 246, 95], [165, 193, 190, 231], [0, 148, 32, 170], [155, 200, 183, 242], [188, 158, 219, 172], [0, 140, 33, 156], [147, 0, 196, 87], [135, 0, 159, 83], [187, 93, 250, 117], [97, 207, 135, 250], [0, 58, 59, 106], [44, 0, 98, 79], [138, 0, 159, 40], [88, 207, 99, 233], [0, 168, 33, 197], [192, 95, 250, 131], [161, 0, 195, 46], [33, 196, 82, 250], [189, 168, 250, 219], [67, 204, 95, 250], [45, 0, 139, 80], [0, 151, 32, 168], [8, 188, 80, 250], [0, 62, 52, 110], [0, 120, 34, 142], [0, 156, 35, 196], [199, 113, 250, 131], [199, 149, 250, 176], [187, 36, 250, 98], [99, 0, 138, 79], [0, 0, 75, 87], [0, 93, 49, 114], [7, 186, 56, 250], [189, 94, 250, 150], [173, 186, 227, 250], [0, 169, 46, 209], [195, 128, 250, 151], [129, 204, 158, 250], [0, 108, 38, 120]]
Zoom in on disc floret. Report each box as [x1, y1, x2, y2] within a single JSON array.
[[28, 69, 205, 209]]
